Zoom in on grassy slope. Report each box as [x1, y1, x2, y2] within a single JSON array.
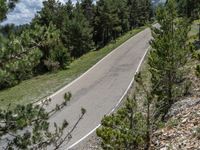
[[0, 26, 146, 109]]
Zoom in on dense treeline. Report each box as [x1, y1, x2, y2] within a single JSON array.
[[176, 0, 200, 20], [0, 0, 152, 89]]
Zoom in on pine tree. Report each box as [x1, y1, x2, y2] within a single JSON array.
[[116, 0, 130, 33], [63, 3, 94, 58], [0, 93, 86, 149], [81, 0, 95, 25], [128, 0, 152, 28], [94, 0, 122, 45], [33, 0, 68, 29], [0, 0, 8, 21], [135, 73, 149, 150], [176, 0, 200, 20], [0, 0, 19, 21], [26, 23, 70, 72], [0, 33, 42, 89], [96, 98, 146, 149], [149, 0, 192, 119], [65, 0, 74, 19]]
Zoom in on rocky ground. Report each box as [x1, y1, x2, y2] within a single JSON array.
[[151, 98, 200, 150]]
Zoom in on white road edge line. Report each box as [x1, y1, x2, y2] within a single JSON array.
[[67, 45, 151, 150], [36, 28, 148, 105]]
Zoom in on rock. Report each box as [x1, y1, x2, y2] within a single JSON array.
[[182, 118, 187, 123], [160, 147, 168, 150], [166, 98, 200, 119]]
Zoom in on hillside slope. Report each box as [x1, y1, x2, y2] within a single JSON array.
[[151, 99, 200, 149], [151, 21, 200, 150]]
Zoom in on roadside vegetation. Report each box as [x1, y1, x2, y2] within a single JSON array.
[[0, 92, 87, 149], [97, 0, 200, 149]]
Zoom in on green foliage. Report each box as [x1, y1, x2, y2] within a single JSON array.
[[128, 0, 152, 27], [94, 0, 124, 45], [81, 0, 95, 25], [117, 0, 130, 33], [97, 71, 156, 150], [176, 0, 200, 20], [0, 21, 71, 88], [33, 0, 66, 28], [23, 23, 70, 72], [62, 3, 94, 58], [0, 34, 41, 89], [0, 93, 85, 149], [0, 0, 8, 21], [195, 44, 200, 77], [97, 99, 146, 150], [63, 92, 71, 105], [94, 0, 119, 45], [149, 0, 192, 119], [0, 0, 19, 21], [94, 0, 152, 46]]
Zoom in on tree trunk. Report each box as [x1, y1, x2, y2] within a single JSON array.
[[145, 99, 151, 150]]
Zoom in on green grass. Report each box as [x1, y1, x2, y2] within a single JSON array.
[[0, 26, 146, 109]]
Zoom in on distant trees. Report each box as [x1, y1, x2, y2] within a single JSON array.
[[176, 0, 200, 20], [94, 0, 121, 45], [81, 0, 95, 25], [62, 3, 94, 58], [0, 0, 152, 89], [128, 0, 152, 28]]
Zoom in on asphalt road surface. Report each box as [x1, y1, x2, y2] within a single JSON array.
[[47, 27, 152, 149]]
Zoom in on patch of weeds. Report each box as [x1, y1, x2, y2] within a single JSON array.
[[194, 126, 200, 140], [166, 118, 180, 128], [154, 119, 165, 129]]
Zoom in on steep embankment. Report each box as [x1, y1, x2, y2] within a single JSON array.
[[151, 99, 200, 149], [151, 21, 200, 150]]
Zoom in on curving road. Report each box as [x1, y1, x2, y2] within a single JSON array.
[[47, 28, 152, 149]]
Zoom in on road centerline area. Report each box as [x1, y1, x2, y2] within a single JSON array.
[[46, 28, 152, 149]]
